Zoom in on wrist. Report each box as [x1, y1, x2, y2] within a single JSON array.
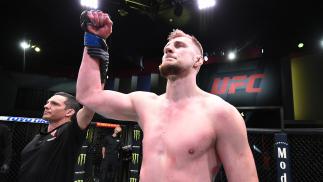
[[84, 32, 108, 51]]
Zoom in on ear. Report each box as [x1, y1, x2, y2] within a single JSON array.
[[65, 109, 76, 118], [193, 55, 203, 68]]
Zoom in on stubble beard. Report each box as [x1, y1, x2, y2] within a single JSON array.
[[42, 112, 60, 123], [159, 63, 182, 79], [42, 113, 49, 120], [42, 115, 53, 123]]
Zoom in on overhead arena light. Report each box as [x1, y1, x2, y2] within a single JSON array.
[[298, 42, 304, 48], [80, 0, 98, 9], [20, 41, 30, 50], [227, 51, 236, 61], [197, 0, 216, 10], [34, 47, 41, 52]]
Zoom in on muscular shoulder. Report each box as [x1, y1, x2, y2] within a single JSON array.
[[202, 92, 231, 110], [129, 91, 158, 97], [129, 91, 159, 103], [205, 93, 245, 130]]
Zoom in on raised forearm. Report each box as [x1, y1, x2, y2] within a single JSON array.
[[76, 106, 96, 130], [76, 10, 112, 107], [76, 48, 102, 105]]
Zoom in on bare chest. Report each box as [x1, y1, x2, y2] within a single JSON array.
[[140, 104, 216, 160]]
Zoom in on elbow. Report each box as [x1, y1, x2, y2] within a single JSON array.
[[76, 90, 93, 107], [76, 83, 85, 104], [76, 85, 96, 106], [76, 91, 86, 105], [76, 83, 102, 106], [76, 89, 101, 110], [76, 82, 93, 106]]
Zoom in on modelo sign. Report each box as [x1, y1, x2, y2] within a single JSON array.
[[198, 59, 281, 106]]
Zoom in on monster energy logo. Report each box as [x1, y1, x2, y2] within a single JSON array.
[[133, 129, 141, 141], [132, 153, 139, 164], [86, 128, 94, 143], [129, 177, 137, 182], [77, 153, 87, 166]]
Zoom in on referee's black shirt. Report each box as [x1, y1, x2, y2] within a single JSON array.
[[19, 120, 85, 182]]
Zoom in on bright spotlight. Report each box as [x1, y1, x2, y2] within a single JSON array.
[[227, 51, 236, 60], [320, 40, 323, 48], [197, 0, 216, 10], [80, 0, 98, 9], [298, 43, 304, 48], [35, 47, 41, 52], [20, 41, 30, 49]]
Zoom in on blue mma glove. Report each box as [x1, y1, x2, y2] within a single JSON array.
[[80, 10, 109, 83]]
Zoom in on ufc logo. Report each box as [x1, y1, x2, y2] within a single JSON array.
[[211, 74, 265, 94]]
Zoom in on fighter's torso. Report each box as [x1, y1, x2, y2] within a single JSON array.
[[134, 93, 224, 182]]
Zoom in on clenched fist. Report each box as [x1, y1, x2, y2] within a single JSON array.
[[80, 10, 113, 39]]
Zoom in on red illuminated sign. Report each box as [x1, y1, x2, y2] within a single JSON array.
[[211, 73, 265, 94]]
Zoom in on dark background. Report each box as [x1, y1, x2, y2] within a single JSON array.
[[1, 1, 323, 181], [2, 0, 323, 77]]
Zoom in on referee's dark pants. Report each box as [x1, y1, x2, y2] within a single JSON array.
[[100, 155, 120, 182]]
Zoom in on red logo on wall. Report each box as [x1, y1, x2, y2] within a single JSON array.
[[211, 73, 265, 94]]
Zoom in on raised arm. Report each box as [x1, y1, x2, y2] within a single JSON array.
[[76, 10, 138, 121], [216, 105, 258, 182], [76, 106, 95, 130]]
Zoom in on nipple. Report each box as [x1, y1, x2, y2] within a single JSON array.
[[188, 148, 195, 155]]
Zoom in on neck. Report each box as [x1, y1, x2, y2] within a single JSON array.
[[47, 118, 70, 132], [165, 73, 200, 101]]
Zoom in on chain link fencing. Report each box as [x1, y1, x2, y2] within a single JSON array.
[[1, 119, 323, 182]]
